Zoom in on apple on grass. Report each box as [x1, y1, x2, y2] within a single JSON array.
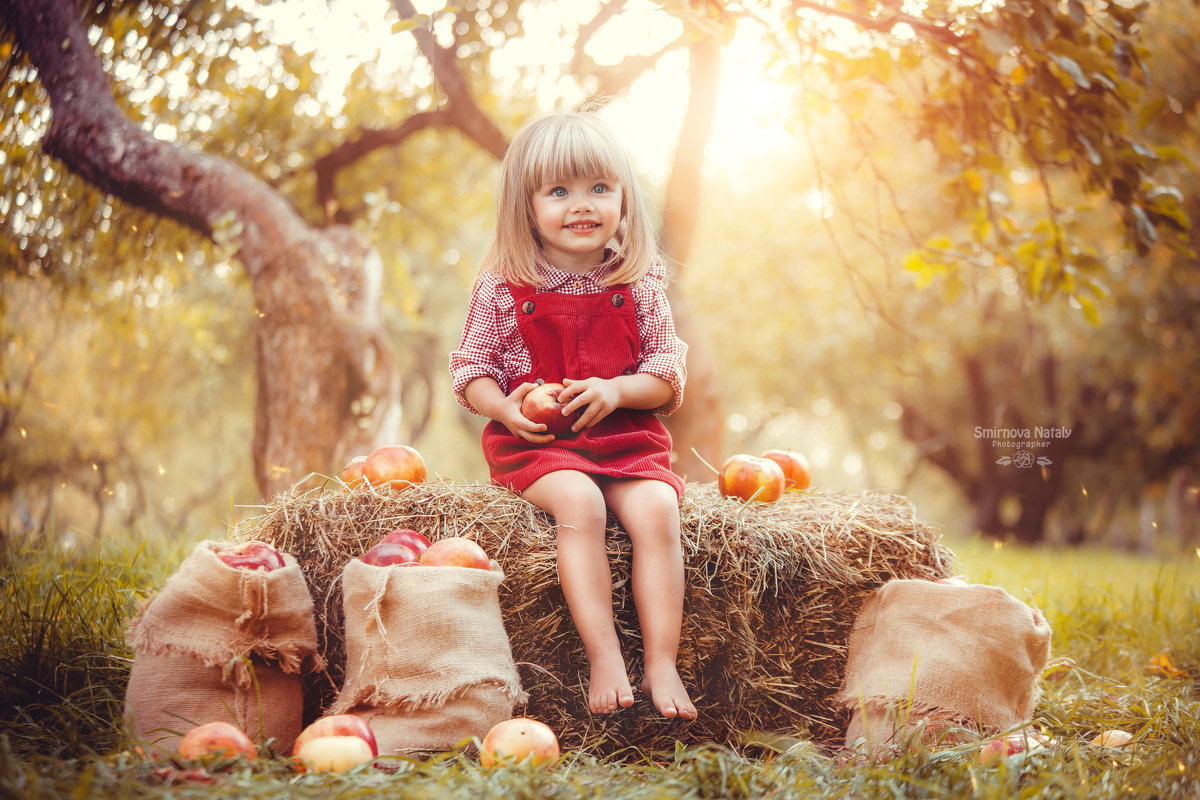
[[718, 454, 786, 503], [420, 537, 490, 570], [479, 717, 560, 768], [1092, 729, 1132, 747], [382, 528, 432, 557], [363, 444, 426, 491], [761, 449, 812, 491], [361, 541, 420, 567], [292, 714, 378, 772], [177, 721, 257, 761], [521, 381, 578, 438], [294, 736, 375, 772], [977, 730, 1053, 765], [214, 540, 285, 571]]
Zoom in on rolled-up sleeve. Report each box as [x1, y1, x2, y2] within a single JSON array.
[[634, 266, 688, 415], [449, 276, 509, 415]]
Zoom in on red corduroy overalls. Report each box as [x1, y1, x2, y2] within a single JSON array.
[[480, 280, 685, 500]]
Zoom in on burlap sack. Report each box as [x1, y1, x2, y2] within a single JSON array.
[[330, 559, 526, 753], [833, 579, 1051, 756], [124, 542, 321, 755]]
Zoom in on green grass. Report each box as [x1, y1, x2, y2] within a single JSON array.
[[1, 532, 1198, 799]]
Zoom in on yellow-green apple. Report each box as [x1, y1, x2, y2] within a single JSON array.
[[520, 382, 578, 437], [214, 540, 285, 571], [479, 717, 560, 767], [177, 721, 257, 761], [718, 454, 786, 503], [339, 455, 368, 489], [292, 714, 378, 758], [382, 528, 431, 557], [363, 445, 426, 491], [419, 537, 490, 569], [294, 735, 375, 772], [361, 541, 420, 567], [761, 449, 812, 491]]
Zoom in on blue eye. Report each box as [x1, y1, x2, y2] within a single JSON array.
[[592, 183, 608, 194], [551, 187, 567, 197]]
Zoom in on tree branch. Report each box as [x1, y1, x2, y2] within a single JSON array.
[[2, 0, 309, 274], [311, 0, 510, 222], [314, 108, 456, 223], [790, 0, 962, 46], [569, 0, 693, 97]]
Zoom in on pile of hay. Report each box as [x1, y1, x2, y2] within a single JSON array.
[[236, 480, 954, 754]]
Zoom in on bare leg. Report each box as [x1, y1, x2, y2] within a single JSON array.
[[523, 470, 634, 714], [602, 478, 697, 720]]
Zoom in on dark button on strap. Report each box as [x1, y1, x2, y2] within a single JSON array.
[[612, 293, 625, 307], [522, 300, 535, 314]]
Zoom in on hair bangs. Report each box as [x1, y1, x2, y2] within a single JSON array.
[[523, 118, 627, 195]]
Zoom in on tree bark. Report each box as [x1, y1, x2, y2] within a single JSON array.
[[6, 0, 401, 498]]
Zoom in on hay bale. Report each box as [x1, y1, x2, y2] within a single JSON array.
[[236, 481, 954, 754]]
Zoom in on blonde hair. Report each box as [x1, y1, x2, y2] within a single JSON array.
[[480, 111, 659, 287]]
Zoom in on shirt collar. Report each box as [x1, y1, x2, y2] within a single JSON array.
[[535, 250, 620, 290]]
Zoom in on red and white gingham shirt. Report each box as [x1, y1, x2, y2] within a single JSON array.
[[450, 259, 688, 416]]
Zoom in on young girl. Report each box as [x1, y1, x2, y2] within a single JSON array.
[[449, 111, 697, 721]]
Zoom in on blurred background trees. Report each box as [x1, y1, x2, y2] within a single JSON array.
[[2, 0, 1196, 551]]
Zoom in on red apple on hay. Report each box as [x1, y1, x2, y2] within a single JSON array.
[[479, 717, 560, 767], [761, 449, 812, 491], [339, 455, 368, 489], [214, 540, 285, 571], [420, 536, 490, 569], [521, 382, 578, 438], [363, 444, 426, 491], [177, 721, 257, 761], [718, 454, 786, 503], [292, 714, 378, 759], [362, 541, 420, 567], [382, 528, 432, 557]]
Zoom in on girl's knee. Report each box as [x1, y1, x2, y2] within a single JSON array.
[[526, 472, 607, 532]]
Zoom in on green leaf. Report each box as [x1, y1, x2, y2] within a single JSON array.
[[1074, 293, 1101, 326]]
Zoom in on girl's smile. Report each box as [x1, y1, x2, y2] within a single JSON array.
[[531, 175, 623, 272]]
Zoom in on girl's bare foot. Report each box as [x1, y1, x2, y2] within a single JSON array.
[[588, 651, 635, 714], [641, 663, 697, 720]]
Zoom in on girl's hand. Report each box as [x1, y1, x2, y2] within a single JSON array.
[[559, 377, 622, 432], [501, 382, 557, 444]]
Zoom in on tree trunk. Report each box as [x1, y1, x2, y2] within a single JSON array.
[[660, 37, 724, 482], [6, 0, 401, 498]]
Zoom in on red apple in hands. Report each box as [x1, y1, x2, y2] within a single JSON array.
[[214, 540, 285, 571], [339, 455, 368, 489], [382, 528, 431, 557], [292, 714, 378, 758], [361, 541, 420, 567], [521, 382, 578, 438], [761, 449, 812, 491], [479, 717, 560, 767], [718, 454, 786, 503], [178, 721, 257, 761], [363, 444, 426, 491], [420, 536, 490, 569]]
